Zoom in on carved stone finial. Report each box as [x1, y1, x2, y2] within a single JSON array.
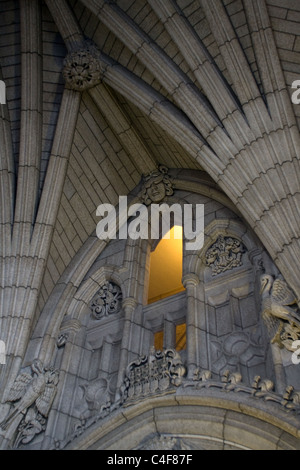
[[90, 281, 123, 320], [63, 43, 102, 91], [205, 235, 246, 275], [140, 165, 174, 205]]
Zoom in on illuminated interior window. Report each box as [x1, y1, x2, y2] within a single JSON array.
[[147, 226, 185, 304]]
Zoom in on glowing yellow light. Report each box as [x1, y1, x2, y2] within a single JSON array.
[[147, 226, 185, 304]]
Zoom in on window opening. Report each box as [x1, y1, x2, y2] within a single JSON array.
[[147, 226, 185, 304]]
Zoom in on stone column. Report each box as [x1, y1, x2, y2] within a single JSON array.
[[182, 273, 200, 379], [163, 319, 176, 350], [115, 297, 137, 396]]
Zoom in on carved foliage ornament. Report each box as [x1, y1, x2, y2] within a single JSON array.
[[140, 165, 174, 205], [206, 235, 246, 275], [90, 281, 123, 320], [63, 43, 102, 91]]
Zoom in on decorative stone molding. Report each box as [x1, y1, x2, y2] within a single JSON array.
[[260, 273, 300, 351], [140, 165, 174, 205], [186, 368, 300, 412], [0, 359, 59, 447], [182, 273, 200, 288], [63, 43, 102, 91], [205, 235, 246, 275], [90, 281, 123, 320]]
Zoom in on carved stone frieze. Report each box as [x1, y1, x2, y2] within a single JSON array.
[[205, 235, 246, 275], [186, 368, 300, 412], [120, 348, 186, 404], [260, 274, 300, 351], [140, 165, 174, 205], [90, 281, 123, 320], [56, 363, 300, 450], [63, 43, 102, 91]]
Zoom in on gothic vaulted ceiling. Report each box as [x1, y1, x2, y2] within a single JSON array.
[[0, 0, 300, 330]]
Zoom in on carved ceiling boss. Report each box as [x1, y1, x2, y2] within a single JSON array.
[[63, 43, 102, 91]]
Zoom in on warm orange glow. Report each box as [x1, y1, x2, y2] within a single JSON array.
[[154, 330, 164, 350], [153, 324, 186, 351], [175, 323, 186, 351], [147, 226, 185, 304]]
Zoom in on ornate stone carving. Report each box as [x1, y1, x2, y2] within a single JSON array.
[[140, 165, 174, 205], [90, 281, 123, 320], [186, 368, 300, 412], [260, 274, 300, 351], [0, 359, 59, 445], [205, 235, 246, 275], [120, 348, 186, 404], [57, 363, 300, 450], [63, 43, 102, 91]]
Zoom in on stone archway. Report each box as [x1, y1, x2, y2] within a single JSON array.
[[65, 393, 300, 450]]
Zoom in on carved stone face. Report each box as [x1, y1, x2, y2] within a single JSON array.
[[140, 167, 174, 205], [146, 180, 166, 203]]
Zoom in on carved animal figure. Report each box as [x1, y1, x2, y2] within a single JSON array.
[[0, 359, 58, 430], [260, 274, 300, 346]]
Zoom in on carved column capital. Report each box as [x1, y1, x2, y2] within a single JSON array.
[[63, 43, 102, 91], [182, 273, 200, 288], [122, 297, 137, 312]]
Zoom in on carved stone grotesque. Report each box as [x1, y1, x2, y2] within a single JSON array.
[[140, 166, 174, 205], [63, 43, 102, 91], [0, 359, 59, 446], [205, 235, 246, 275], [260, 274, 300, 351], [90, 281, 123, 320], [120, 348, 186, 404]]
